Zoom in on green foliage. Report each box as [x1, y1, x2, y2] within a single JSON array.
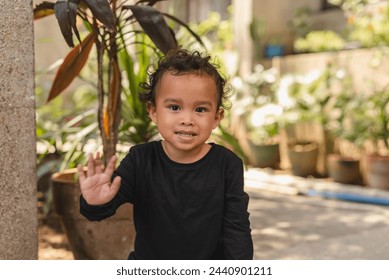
[[337, 87, 389, 153], [276, 64, 352, 130], [175, 7, 236, 77], [232, 64, 282, 144], [327, 0, 389, 48], [294, 30, 346, 53], [36, 80, 99, 171], [118, 33, 159, 145], [347, 3, 389, 47], [186, 9, 234, 52], [328, 0, 380, 14]]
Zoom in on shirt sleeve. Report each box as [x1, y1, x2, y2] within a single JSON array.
[[79, 148, 136, 221], [222, 157, 253, 260]]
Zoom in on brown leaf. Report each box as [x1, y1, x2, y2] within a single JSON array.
[[108, 60, 121, 137], [33, 2, 55, 20], [47, 32, 95, 102]]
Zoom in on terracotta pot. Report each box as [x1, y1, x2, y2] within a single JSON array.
[[51, 169, 135, 259], [366, 155, 389, 190], [249, 141, 280, 169], [327, 154, 361, 185], [287, 141, 319, 177]]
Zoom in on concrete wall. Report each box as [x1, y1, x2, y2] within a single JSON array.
[[273, 47, 389, 93], [252, 0, 346, 55], [0, 1, 37, 259]]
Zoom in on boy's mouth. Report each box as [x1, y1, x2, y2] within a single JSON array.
[[175, 131, 197, 137]]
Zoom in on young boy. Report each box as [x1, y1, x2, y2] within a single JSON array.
[[78, 48, 253, 260]]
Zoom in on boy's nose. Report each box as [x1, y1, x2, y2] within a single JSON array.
[[180, 120, 194, 126], [180, 113, 194, 126]]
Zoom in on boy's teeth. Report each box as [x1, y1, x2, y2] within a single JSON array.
[[178, 132, 193, 136]]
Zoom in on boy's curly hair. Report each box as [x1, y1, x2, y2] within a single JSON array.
[[139, 48, 231, 110]]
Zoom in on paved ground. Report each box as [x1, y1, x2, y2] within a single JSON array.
[[245, 168, 389, 260]]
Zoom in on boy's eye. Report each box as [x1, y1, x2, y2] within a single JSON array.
[[169, 105, 180, 111], [195, 107, 208, 113]]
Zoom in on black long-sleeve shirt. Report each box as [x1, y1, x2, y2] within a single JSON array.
[[80, 141, 253, 260]]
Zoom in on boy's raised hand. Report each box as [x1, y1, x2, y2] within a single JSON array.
[[77, 153, 121, 206]]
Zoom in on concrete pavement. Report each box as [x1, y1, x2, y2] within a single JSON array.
[[245, 168, 389, 260]]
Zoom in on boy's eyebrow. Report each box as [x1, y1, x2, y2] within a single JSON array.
[[163, 98, 213, 107], [194, 101, 213, 107], [163, 98, 182, 103]]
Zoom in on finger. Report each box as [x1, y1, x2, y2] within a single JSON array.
[[109, 176, 121, 196], [77, 164, 85, 184], [104, 155, 117, 176], [87, 154, 95, 177], [94, 152, 103, 174]]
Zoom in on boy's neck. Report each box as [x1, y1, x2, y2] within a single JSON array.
[[161, 141, 211, 164]]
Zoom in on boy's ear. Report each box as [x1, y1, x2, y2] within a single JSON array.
[[147, 102, 157, 124], [212, 108, 224, 129]]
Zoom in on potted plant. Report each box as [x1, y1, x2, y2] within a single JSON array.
[[276, 71, 322, 177], [355, 88, 389, 189], [325, 75, 363, 185], [34, 0, 204, 259], [277, 64, 355, 177], [326, 148, 362, 185], [246, 104, 282, 169], [330, 83, 389, 188], [231, 65, 282, 168]]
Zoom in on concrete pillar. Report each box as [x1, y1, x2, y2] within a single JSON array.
[[0, 1, 37, 259], [232, 0, 253, 76]]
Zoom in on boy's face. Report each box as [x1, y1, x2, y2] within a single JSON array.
[[148, 71, 223, 161]]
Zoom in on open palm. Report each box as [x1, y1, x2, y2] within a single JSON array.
[[78, 153, 121, 206]]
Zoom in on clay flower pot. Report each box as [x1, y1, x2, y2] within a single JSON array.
[[366, 155, 389, 190], [51, 169, 135, 259], [248, 141, 280, 169], [287, 141, 319, 177], [327, 154, 361, 185]]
